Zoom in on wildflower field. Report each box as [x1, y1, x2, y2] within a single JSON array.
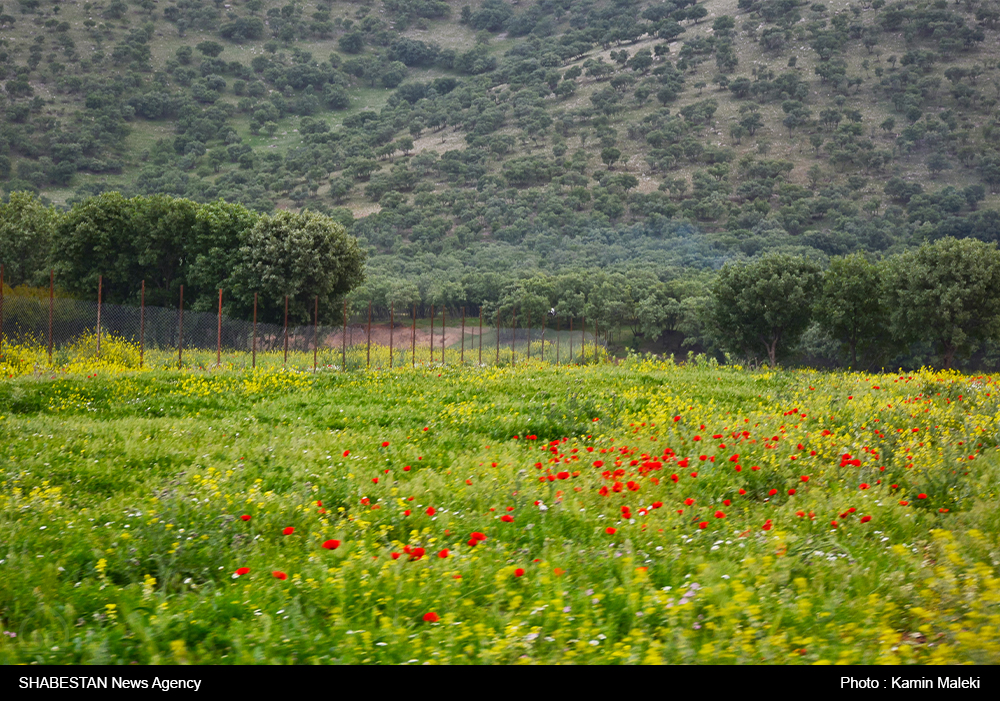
[[1, 349, 999, 665]]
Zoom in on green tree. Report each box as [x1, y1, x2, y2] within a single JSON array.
[[338, 31, 364, 54], [883, 237, 1000, 369], [0, 192, 58, 287], [710, 253, 823, 367], [52, 194, 194, 305], [230, 210, 366, 325], [600, 147, 621, 170], [196, 41, 224, 58], [813, 253, 887, 367]]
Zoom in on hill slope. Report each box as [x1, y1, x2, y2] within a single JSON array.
[[4, 0, 1000, 285]]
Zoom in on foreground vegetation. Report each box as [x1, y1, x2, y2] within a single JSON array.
[[1, 353, 999, 664]]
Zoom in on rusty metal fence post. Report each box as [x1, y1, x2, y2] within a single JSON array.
[[178, 284, 184, 370], [216, 288, 222, 368], [283, 295, 289, 366], [140, 280, 145, 369], [0, 264, 4, 362], [48, 269, 53, 365], [96, 275, 102, 359], [511, 308, 516, 368]]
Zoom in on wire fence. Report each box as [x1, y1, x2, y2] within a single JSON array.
[[0, 271, 608, 374]]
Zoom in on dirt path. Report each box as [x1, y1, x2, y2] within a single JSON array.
[[319, 322, 481, 349]]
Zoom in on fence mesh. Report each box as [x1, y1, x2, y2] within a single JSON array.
[[0, 283, 607, 374]]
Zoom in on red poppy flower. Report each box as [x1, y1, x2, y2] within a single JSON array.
[[501, 515, 514, 523], [801, 476, 809, 482], [514, 568, 525, 577], [426, 506, 436, 516], [557, 471, 570, 480], [403, 509, 411, 516], [859, 483, 869, 490], [715, 511, 725, 519], [282, 527, 295, 535], [693, 435, 701, 441], [438, 549, 449, 558], [684, 498, 695, 506], [698, 522, 708, 529], [235, 567, 249, 576], [241, 514, 251, 521], [391, 552, 400, 560], [409, 547, 425, 560], [423, 612, 439, 623], [738, 488, 746, 495], [652, 501, 663, 509], [788, 489, 796, 495], [899, 500, 909, 506], [273, 571, 287, 580], [343, 450, 350, 457], [723, 499, 731, 506], [673, 416, 681, 422], [860, 515, 871, 523], [768, 489, 778, 496], [322, 539, 340, 550], [917, 493, 927, 499], [606, 527, 617, 535], [796, 511, 805, 517], [831, 521, 838, 528], [403, 465, 411, 472], [762, 522, 772, 531], [382, 441, 390, 447]]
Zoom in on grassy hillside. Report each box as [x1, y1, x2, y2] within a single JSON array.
[[4, 0, 1000, 287]]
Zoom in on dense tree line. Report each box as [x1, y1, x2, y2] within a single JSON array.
[[7, 192, 1000, 370], [0, 192, 364, 325]]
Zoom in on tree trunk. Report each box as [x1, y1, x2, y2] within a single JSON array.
[[942, 342, 956, 369]]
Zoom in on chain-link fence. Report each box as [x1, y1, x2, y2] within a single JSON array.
[[0, 276, 607, 374]]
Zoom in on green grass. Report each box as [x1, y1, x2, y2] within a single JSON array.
[[1, 357, 999, 664]]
